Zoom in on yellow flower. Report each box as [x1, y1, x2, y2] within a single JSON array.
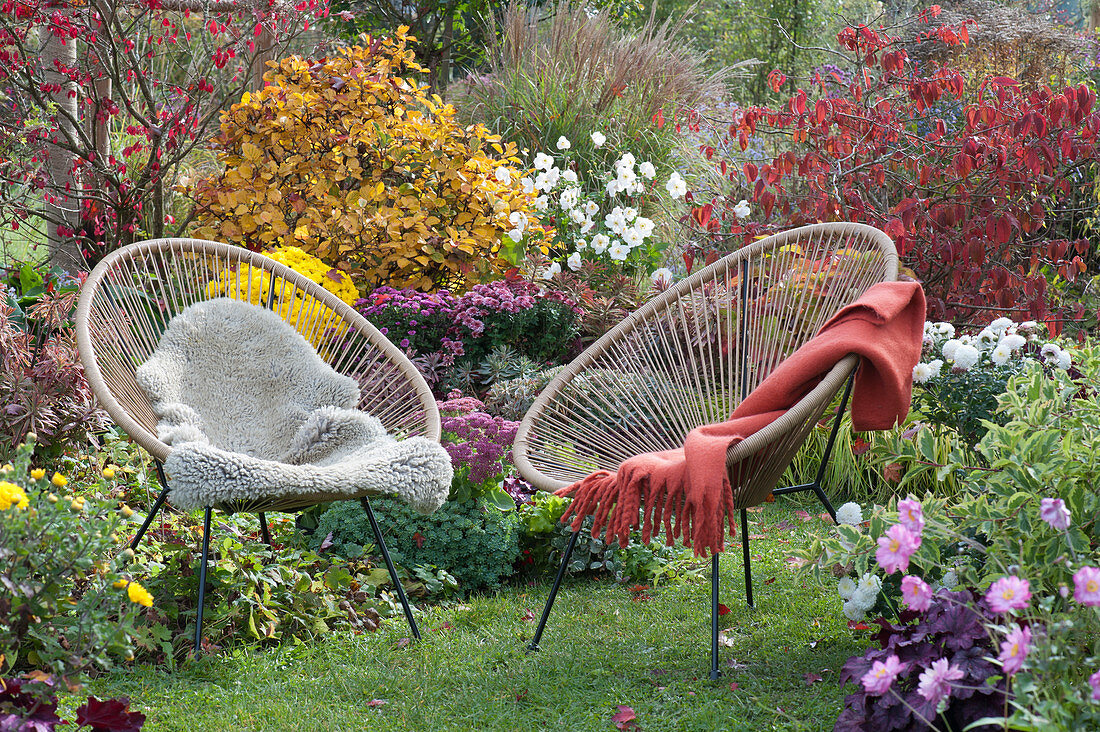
[[126, 581, 154, 607], [112, 579, 129, 589], [102, 467, 116, 479], [0, 481, 29, 511], [70, 497, 85, 512], [51, 473, 67, 488], [30, 469, 46, 480], [47, 493, 58, 503], [1, 464, 12, 473], [120, 504, 134, 518]]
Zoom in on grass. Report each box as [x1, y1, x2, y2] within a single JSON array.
[[77, 505, 862, 731]]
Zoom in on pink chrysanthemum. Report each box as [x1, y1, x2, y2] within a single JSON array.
[[917, 658, 964, 705], [1039, 497, 1071, 531], [861, 655, 905, 696], [876, 524, 920, 574], [901, 575, 933, 612], [1073, 566, 1100, 607], [998, 625, 1031, 676], [897, 498, 925, 535], [986, 575, 1031, 614]]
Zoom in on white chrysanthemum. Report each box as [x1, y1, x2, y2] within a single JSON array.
[[556, 136, 571, 150], [520, 177, 535, 195], [559, 186, 581, 210], [533, 152, 554, 171], [633, 217, 655, 238], [989, 317, 1014, 334], [1019, 320, 1038, 332], [927, 359, 943, 378], [567, 252, 583, 271], [651, 267, 674, 287], [1056, 348, 1072, 370], [990, 343, 1012, 366], [852, 585, 879, 611], [540, 262, 561, 280], [666, 171, 687, 199], [935, 322, 956, 338], [912, 362, 935, 384], [584, 200, 600, 217], [608, 241, 630, 261], [591, 131, 606, 147], [733, 199, 751, 218], [591, 234, 610, 254], [1040, 343, 1060, 360], [857, 573, 882, 594], [1000, 334, 1026, 351], [838, 577, 858, 600], [941, 339, 962, 361], [836, 502, 863, 526], [509, 211, 528, 233], [494, 166, 512, 185], [952, 344, 981, 369], [639, 161, 656, 179], [976, 327, 998, 350], [842, 599, 866, 621]]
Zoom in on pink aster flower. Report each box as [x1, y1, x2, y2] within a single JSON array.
[[1090, 669, 1100, 702], [917, 658, 964, 704], [986, 575, 1031, 613], [861, 654, 905, 696], [901, 575, 933, 612], [1073, 566, 1100, 606], [876, 524, 920, 574], [998, 625, 1031, 675], [897, 498, 925, 535], [1039, 497, 1071, 530]]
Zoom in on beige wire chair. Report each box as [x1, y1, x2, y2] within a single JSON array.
[[514, 222, 899, 678], [75, 238, 441, 652]]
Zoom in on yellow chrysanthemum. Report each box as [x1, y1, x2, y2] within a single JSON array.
[[102, 467, 116, 479], [112, 579, 128, 589], [51, 472, 67, 488], [126, 581, 154, 607], [0, 481, 29, 510], [30, 469, 46, 480]]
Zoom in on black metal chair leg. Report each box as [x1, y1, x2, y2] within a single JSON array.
[[258, 512, 272, 545], [361, 498, 420, 640], [710, 552, 721, 680], [741, 509, 753, 608], [130, 460, 171, 550], [529, 528, 581, 652], [194, 507, 212, 655]]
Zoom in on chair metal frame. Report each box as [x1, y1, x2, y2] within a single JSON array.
[[513, 223, 899, 679], [75, 238, 442, 653]]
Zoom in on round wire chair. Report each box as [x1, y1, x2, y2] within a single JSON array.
[[514, 222, 899, 678], [75, 237, 441, 650]]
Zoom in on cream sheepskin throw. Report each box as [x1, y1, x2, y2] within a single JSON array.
[[135, 298, 452, 514]]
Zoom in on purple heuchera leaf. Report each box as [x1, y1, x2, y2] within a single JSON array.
[[75, 696, 145, 732]]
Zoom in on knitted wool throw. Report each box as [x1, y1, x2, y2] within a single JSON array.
[[557, 281, 926, 557], [135, 298, 452, 514]]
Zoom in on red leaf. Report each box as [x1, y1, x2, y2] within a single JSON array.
[[611, 704, 638, 730], [367, 699, 387, 708], [521, 609, 535, 621], [794, 510, 812, 521], [412, 531, 426, 548], [804, 672, 822, 685], [75, 697, 146, 732], [729, 682, 740, 691], [717, 603, 731, 616]]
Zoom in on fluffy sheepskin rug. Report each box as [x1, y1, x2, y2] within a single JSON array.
[[135, 298, 452, 514]]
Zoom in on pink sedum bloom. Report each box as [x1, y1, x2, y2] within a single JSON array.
[[1039, 497, 1071, 530], [986, 575, 1031, 613], [998, 625, 1031, 675], [1090, 670, 1100, 702], [861, 655, 905, 696], [917, 658, 964, 705], [901, 575, 934, 612], [897, 498, 925, 535], [1073, 566, 1100, 606], [876, 524, 920, 574]]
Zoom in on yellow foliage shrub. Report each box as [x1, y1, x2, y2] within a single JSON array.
[[191, 28, 545, 292], [206, 245, 360, 345]]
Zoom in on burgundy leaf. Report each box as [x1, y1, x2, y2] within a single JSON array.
[[75, 696, 145, 732]]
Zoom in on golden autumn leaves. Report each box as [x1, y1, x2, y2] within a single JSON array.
[[192, 28, 547, 293]]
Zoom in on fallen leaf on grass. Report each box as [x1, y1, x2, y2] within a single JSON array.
[[820, 512, 835, 524], [804, 672, 822, 685], [774, 520, 795, 532], [521, 609, 535, 621], [764, 577, 776, 585], [728, 682, 739, 691], [726, 659, 749, 670], [717, 603, 731, 616], [367, 699, 387, 708], [746, 506, 764, 513], [794, 510, 812, 521], [611, 704, 639, 730], [395, 637, 411, 649], [717, 629, 736, 647]]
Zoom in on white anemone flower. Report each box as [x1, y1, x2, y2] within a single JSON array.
[[633, 217, 654, 238], [494, 166, 512, 185], [507, 228, 523, 242], [584, 200, 600, 217], [569, 209, 587, 224], [666, 171, 687, 199], [567, 252, 583, 271], [559, 186, 581, 210], [638, 161, 656, 179], [520, 177, 535, 195], [575, 238, 587, 250], [608, 241, 630, 261], [732, 199, 751, 218], [622, 207, 638, 221], [533, 195, 549, 212], [556, 135, 571, 150], [606, 179, 622, 197], [591, 131, 606, 147], [616, 152, 636, 172], [533, 152, 554, 171], [562, 169, 578, 184], [650, 267, 673, 287], [622, 228, 645, 248], [591, 234, 610, 254], [836, 502, 863, 526], [508, 211, 528, 233], [540, 261, 561, 280], [579, 218, 595, 234]]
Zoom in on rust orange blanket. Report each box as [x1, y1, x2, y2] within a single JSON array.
[[556, 280, 926, 557]]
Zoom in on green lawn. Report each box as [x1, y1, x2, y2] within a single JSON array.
[[81, 507, 859, 731]]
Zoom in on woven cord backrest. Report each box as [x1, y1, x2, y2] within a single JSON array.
[[514, 223, 898, 493], [75, 238, 440, 462]]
